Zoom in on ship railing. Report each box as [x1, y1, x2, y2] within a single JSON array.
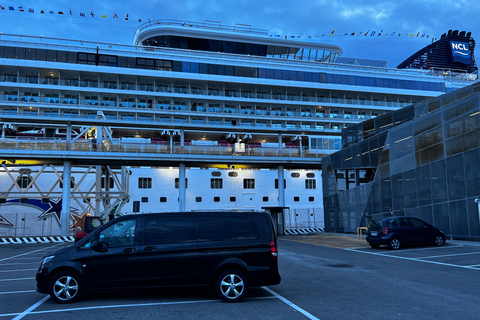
[[135, 19, 268, 36], [0, 78, 413, 110], [0, 138, 337, 158]]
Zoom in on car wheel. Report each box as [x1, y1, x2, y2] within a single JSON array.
[[215, 269, 249, 302], [369, 243, 380, 248], [434, 234, 446, 246], [388, 238, 401, 250], [48, 271, 84, 303]]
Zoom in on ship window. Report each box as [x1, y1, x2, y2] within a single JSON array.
[[101, 176, 114, 188], [294, 196, 300, 202], [274, 69, 281, 79], [230, 196, 236, 202], [78, 52, 96, 65], [172, 61, 182, 72], [275, 179, 286, 189], [138, 177, 152, 189], [309, 197, 315, 202], [211, 172, 221, 177], [18, 176, 31, 188], [211, 178, 223, 189], [15, 47, 26, 59], [26, 48, 36, 59], [305, 179, 317, 189], [208, 64, 218, 74], [141, 197, 148, 203], [174, 178, 188, 188], [228, 172, 238, 177], [243, 179, 255, 189], [263, 196, 269, 202], [214, 196, 220, 202], [4, 47, 15, 58], [225, 65, 234, 76], [291, 172, 300, 178], [266, 69, 274, 79], [199, 63, 208, 74], [59, 177, 75, 189], [133, 201, 140, 213], [36, 49, 47, 61], [160, 197, 167, 203], [191, 62, 199, 73], [57, 51, 67, 63], [306, 173, 315, 178], [195, 197, 202, 203]]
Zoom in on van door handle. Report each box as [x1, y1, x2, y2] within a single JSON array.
[[124, 248, 135, 253], [144, 246, 156, 251]]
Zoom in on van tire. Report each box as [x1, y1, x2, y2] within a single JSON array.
[[48, 271, 84, 303], [215, 269, 249, 302]]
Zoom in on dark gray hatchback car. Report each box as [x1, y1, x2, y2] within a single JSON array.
[[36, 211, 281, 303], [366, 217, 446, 250]]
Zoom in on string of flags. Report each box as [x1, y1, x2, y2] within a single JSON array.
[[1, 5, 436, 41], [0, 5, 144, 22], [270, 29, 436, 41]]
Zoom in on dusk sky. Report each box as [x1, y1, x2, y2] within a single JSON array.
[[0, 0, 479, 68]]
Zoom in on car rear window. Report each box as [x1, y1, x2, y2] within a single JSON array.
[[198, 216, 260, 241], [368, 220, 382, 230]]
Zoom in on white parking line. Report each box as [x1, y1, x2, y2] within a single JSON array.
[[415, 252, 480, 259], [12, 295, 49, 320], [345, 248, 480, 271], [0, 290, 37, 295], [0, 262, 40, 266], [372, 245, 464, 253], [0, 244, 64, 262], [0, 277, 35, 282], [263, 287, 320, 320], [0, 296, 276, 318], [0, 269, 38, 273]]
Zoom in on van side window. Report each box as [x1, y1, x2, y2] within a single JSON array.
[[198, 217, 260, 241], [144, 217, 197, 245], [98, 219, 136, 247]]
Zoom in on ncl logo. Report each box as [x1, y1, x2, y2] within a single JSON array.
[[450, 41, 471, 64]]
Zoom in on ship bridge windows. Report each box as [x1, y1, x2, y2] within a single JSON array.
[[78, 52, 96, 65]]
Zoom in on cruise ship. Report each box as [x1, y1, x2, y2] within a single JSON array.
[[0, 20, 477, 237]]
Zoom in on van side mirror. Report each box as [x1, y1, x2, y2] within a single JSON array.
[[91, 240, 108, 253]]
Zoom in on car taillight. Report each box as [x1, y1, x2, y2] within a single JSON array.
[[270, 241, 278, 260], [382, 227, 389, 235]]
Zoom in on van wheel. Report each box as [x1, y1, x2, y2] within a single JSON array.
[[388, 238, 401, 250], [215, 269, 249, 302], [49, 271, 83, 303]]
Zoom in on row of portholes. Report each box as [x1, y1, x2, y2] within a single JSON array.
[[212, 171, 316, 178], [141, 196, 316, 203]]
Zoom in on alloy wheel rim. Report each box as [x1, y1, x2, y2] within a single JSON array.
[[53, 276, 79, 301], [220, 274, 244, 299], [391, 239, 400, 249], [436, 236, 444, 245]]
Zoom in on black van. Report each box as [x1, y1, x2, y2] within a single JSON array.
[[36, 211, 281, 303]]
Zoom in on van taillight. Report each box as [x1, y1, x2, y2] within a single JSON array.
[[270, 241, 278, 260], [382, 227, 389, 235]]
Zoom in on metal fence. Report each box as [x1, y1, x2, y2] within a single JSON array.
[[284, 207, 324, 230]]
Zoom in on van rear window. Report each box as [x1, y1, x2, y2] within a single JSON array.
[[198, 217, 260, 241]]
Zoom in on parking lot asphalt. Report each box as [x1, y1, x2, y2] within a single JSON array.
[[1, 235, 480, 320]]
